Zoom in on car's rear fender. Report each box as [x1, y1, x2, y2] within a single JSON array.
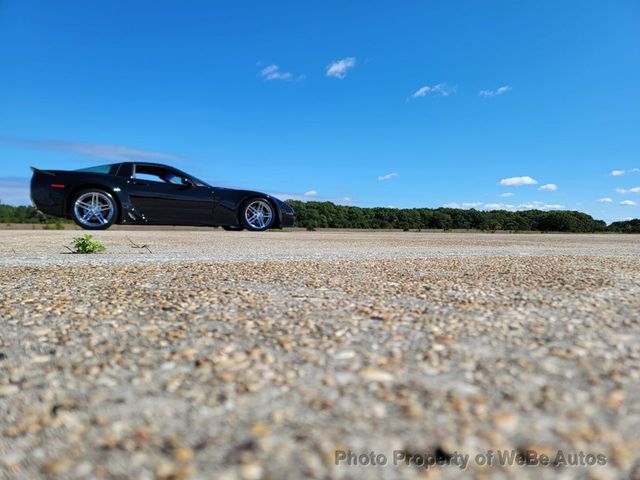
[[30, 169, 67, 217]]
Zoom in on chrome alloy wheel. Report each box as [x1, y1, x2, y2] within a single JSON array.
[[73, 192, 115, 227], [244, 199, 273, 230]]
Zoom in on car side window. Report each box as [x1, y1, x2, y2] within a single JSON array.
[[162, 171, 184, 185], [134, 172, 166, 183], [134, 165, 187, 185]]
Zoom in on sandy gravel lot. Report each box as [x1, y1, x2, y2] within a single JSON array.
[[1, 231, 639, 479], [2, 229, 640, 265]]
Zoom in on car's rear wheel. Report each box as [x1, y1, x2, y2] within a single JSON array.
[[71, 189, 118, 230], [240, 198, 274, 231], [222, 225, 244, 231]]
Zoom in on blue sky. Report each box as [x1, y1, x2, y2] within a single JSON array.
[[1, 0, 639, 222]]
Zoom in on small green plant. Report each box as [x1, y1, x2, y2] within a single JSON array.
[[69, 234, 105, 254]]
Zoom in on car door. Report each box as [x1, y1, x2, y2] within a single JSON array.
[[167, 183, 215, 224], [126, 164, 214, 224]]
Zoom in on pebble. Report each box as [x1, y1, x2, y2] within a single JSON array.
[[0, 385, 19, 396], [360, 368, 395, 382], [240, 462, 263, 480]]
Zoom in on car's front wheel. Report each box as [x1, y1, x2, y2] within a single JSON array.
[[71, 189, 118, 230], [240, 198, 274, 231]]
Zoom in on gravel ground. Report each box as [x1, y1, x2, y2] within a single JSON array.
[[1, 230, 640, 265], [1, 231, 639, 479]]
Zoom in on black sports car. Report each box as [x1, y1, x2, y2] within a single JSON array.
[[30, 162, 295, 231]]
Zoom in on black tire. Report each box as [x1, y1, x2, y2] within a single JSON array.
[[70, 189, 118, 230], [222, 225, 244, 231], [240, 197, 275, 232]]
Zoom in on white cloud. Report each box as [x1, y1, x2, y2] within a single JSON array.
[[326, 57, 356, 79], [479, 85, 512, 97], [378, 172, 398, 181], [620, 200, 638, 206], [538, 183, 557, 191], [259, 64, 296, 81], [443, 202, 482, 208], [3, 137, 185, 162], [517, 201, 564, 210], [411, 83, 456, 98], [0, 178, 31, 206], [442, 201, 564, 211], [499, 176, 538, 186], [616, 188, 628, 194], [597, 198, 613, 203], [610, 168, 640, 176], [628, 187, 640, 193], [483, 203, 513, 210], [269, 192, 308, 201], [268, 191, 352, 204], [500, 192, 514, 198]]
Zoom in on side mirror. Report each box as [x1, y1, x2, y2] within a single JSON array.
[[182, 177, 195, 187]]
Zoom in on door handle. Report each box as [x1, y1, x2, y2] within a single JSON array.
[[132, 180, 149, 186]]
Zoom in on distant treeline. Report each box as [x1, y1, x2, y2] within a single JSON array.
[[2, 202, 639, 233], [0, 204, 69, 225], [607, 218, 640, 233], [286, 200, 640, 233]]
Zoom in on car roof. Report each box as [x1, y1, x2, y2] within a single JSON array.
[[124, 161, 173, 168]]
